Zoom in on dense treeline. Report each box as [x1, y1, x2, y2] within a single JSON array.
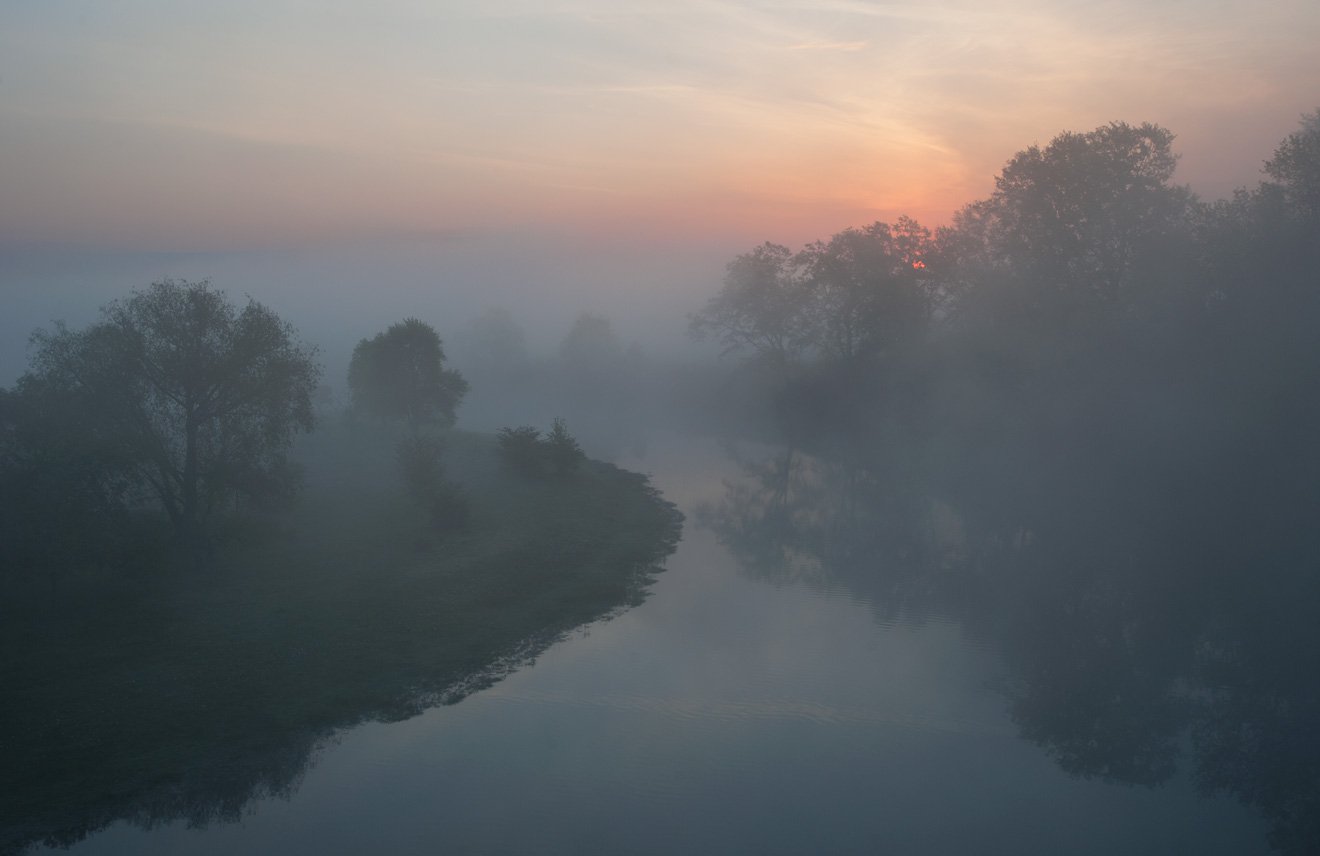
[[694, 114, 1320, 853], [693, 116, 1320, 545]]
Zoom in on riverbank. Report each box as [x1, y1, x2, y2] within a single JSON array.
[[0, 426, 682, 855]]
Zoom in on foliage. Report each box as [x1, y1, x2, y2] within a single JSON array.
[[690, 221, 938, 375], [796, 218, 934, 363], [544, 418, 586, 475], [1264, 109, 1320, 217], [689, 242, 809, 364], [497, 420, 585, 478], [965, 122, 1191, 307], [348, 318, 468, 431], [7, 280, 320, 541], [496, 425, 544, 476]]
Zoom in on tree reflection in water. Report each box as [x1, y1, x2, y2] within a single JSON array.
[[699, 442, 1320, 854], [696, 442, 951, 621]]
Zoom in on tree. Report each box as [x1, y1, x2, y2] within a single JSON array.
[[688, 242, 810, 365], [496, 426, 546, 477], [14, 279, 321, 540], [796, 219, 934, 363], [496, 419, 584, 478], [1264, 109, 1320, 218], [968, 122, 1191, 307], [545, 418, 585, 476], [348, 319, 468, 432]]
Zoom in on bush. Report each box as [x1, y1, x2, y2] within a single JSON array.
[[496, 426, 545, 477], [497, 420, 584, 478], [545, 419, 585, 475]]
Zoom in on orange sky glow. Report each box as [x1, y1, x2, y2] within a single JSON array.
[[3, 1, 1319, 252]]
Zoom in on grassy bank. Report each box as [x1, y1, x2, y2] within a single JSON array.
[[0, 425, 683, 855]]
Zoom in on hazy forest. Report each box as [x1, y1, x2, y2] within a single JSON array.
[[4, 108, 1320, 855]]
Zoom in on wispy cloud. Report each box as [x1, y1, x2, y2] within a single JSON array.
[[784, 41, 870, 52]]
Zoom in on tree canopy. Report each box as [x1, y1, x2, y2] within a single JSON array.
[[797, 218, 934, 363], [985, 123, 1189, 300], [689, 242, 808, 365], [1264, 109, 1320, 217], [348, 318, 468, 431], [11, 279, 321, 540]]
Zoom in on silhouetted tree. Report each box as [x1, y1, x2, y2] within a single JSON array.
[[980, 122, 1189, 299], [10, 280, 320, 541], [689, 242, 810, 365], [348, 318, 468, 432], [497, 420, 585, 478], [544, 418, 585, 476], [797, 218, 934, 363], [497, 426, 546, 477], [1264, 109, 1320, 218]]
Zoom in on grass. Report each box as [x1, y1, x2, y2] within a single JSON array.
[[0, 423, 683, 855]]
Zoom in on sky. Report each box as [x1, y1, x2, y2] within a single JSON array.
[[4, 0, 1319, 252], [1, 0, 1319, 382]]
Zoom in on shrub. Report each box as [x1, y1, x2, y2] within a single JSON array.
[[498, 420, 585, 478]]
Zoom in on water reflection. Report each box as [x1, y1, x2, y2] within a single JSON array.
[[699, 441, 1320, 854], [2, 504, 681, 856], [1, 623, 563, 856], [15, 434, 1276, 856], [697, 441, 976, 632]]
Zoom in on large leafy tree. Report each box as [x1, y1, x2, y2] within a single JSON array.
[[13, 279, 321, 539], [348, 318, 468, 431], [1264, 109, 1320, 218], [796, 218, 934, 364], [962, 121, 1192, 311], [689, 242, 810, 366]]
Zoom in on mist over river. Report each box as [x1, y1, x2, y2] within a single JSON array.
[[37, 434, 1271, 856]]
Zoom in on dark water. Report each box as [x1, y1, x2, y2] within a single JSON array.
[[36, 435, 1276, 855]]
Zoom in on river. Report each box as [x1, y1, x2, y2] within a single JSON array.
[[39, 433, 1273, 855]]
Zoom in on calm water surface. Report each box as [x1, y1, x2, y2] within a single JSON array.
[[43, 435, 1270, 855]]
